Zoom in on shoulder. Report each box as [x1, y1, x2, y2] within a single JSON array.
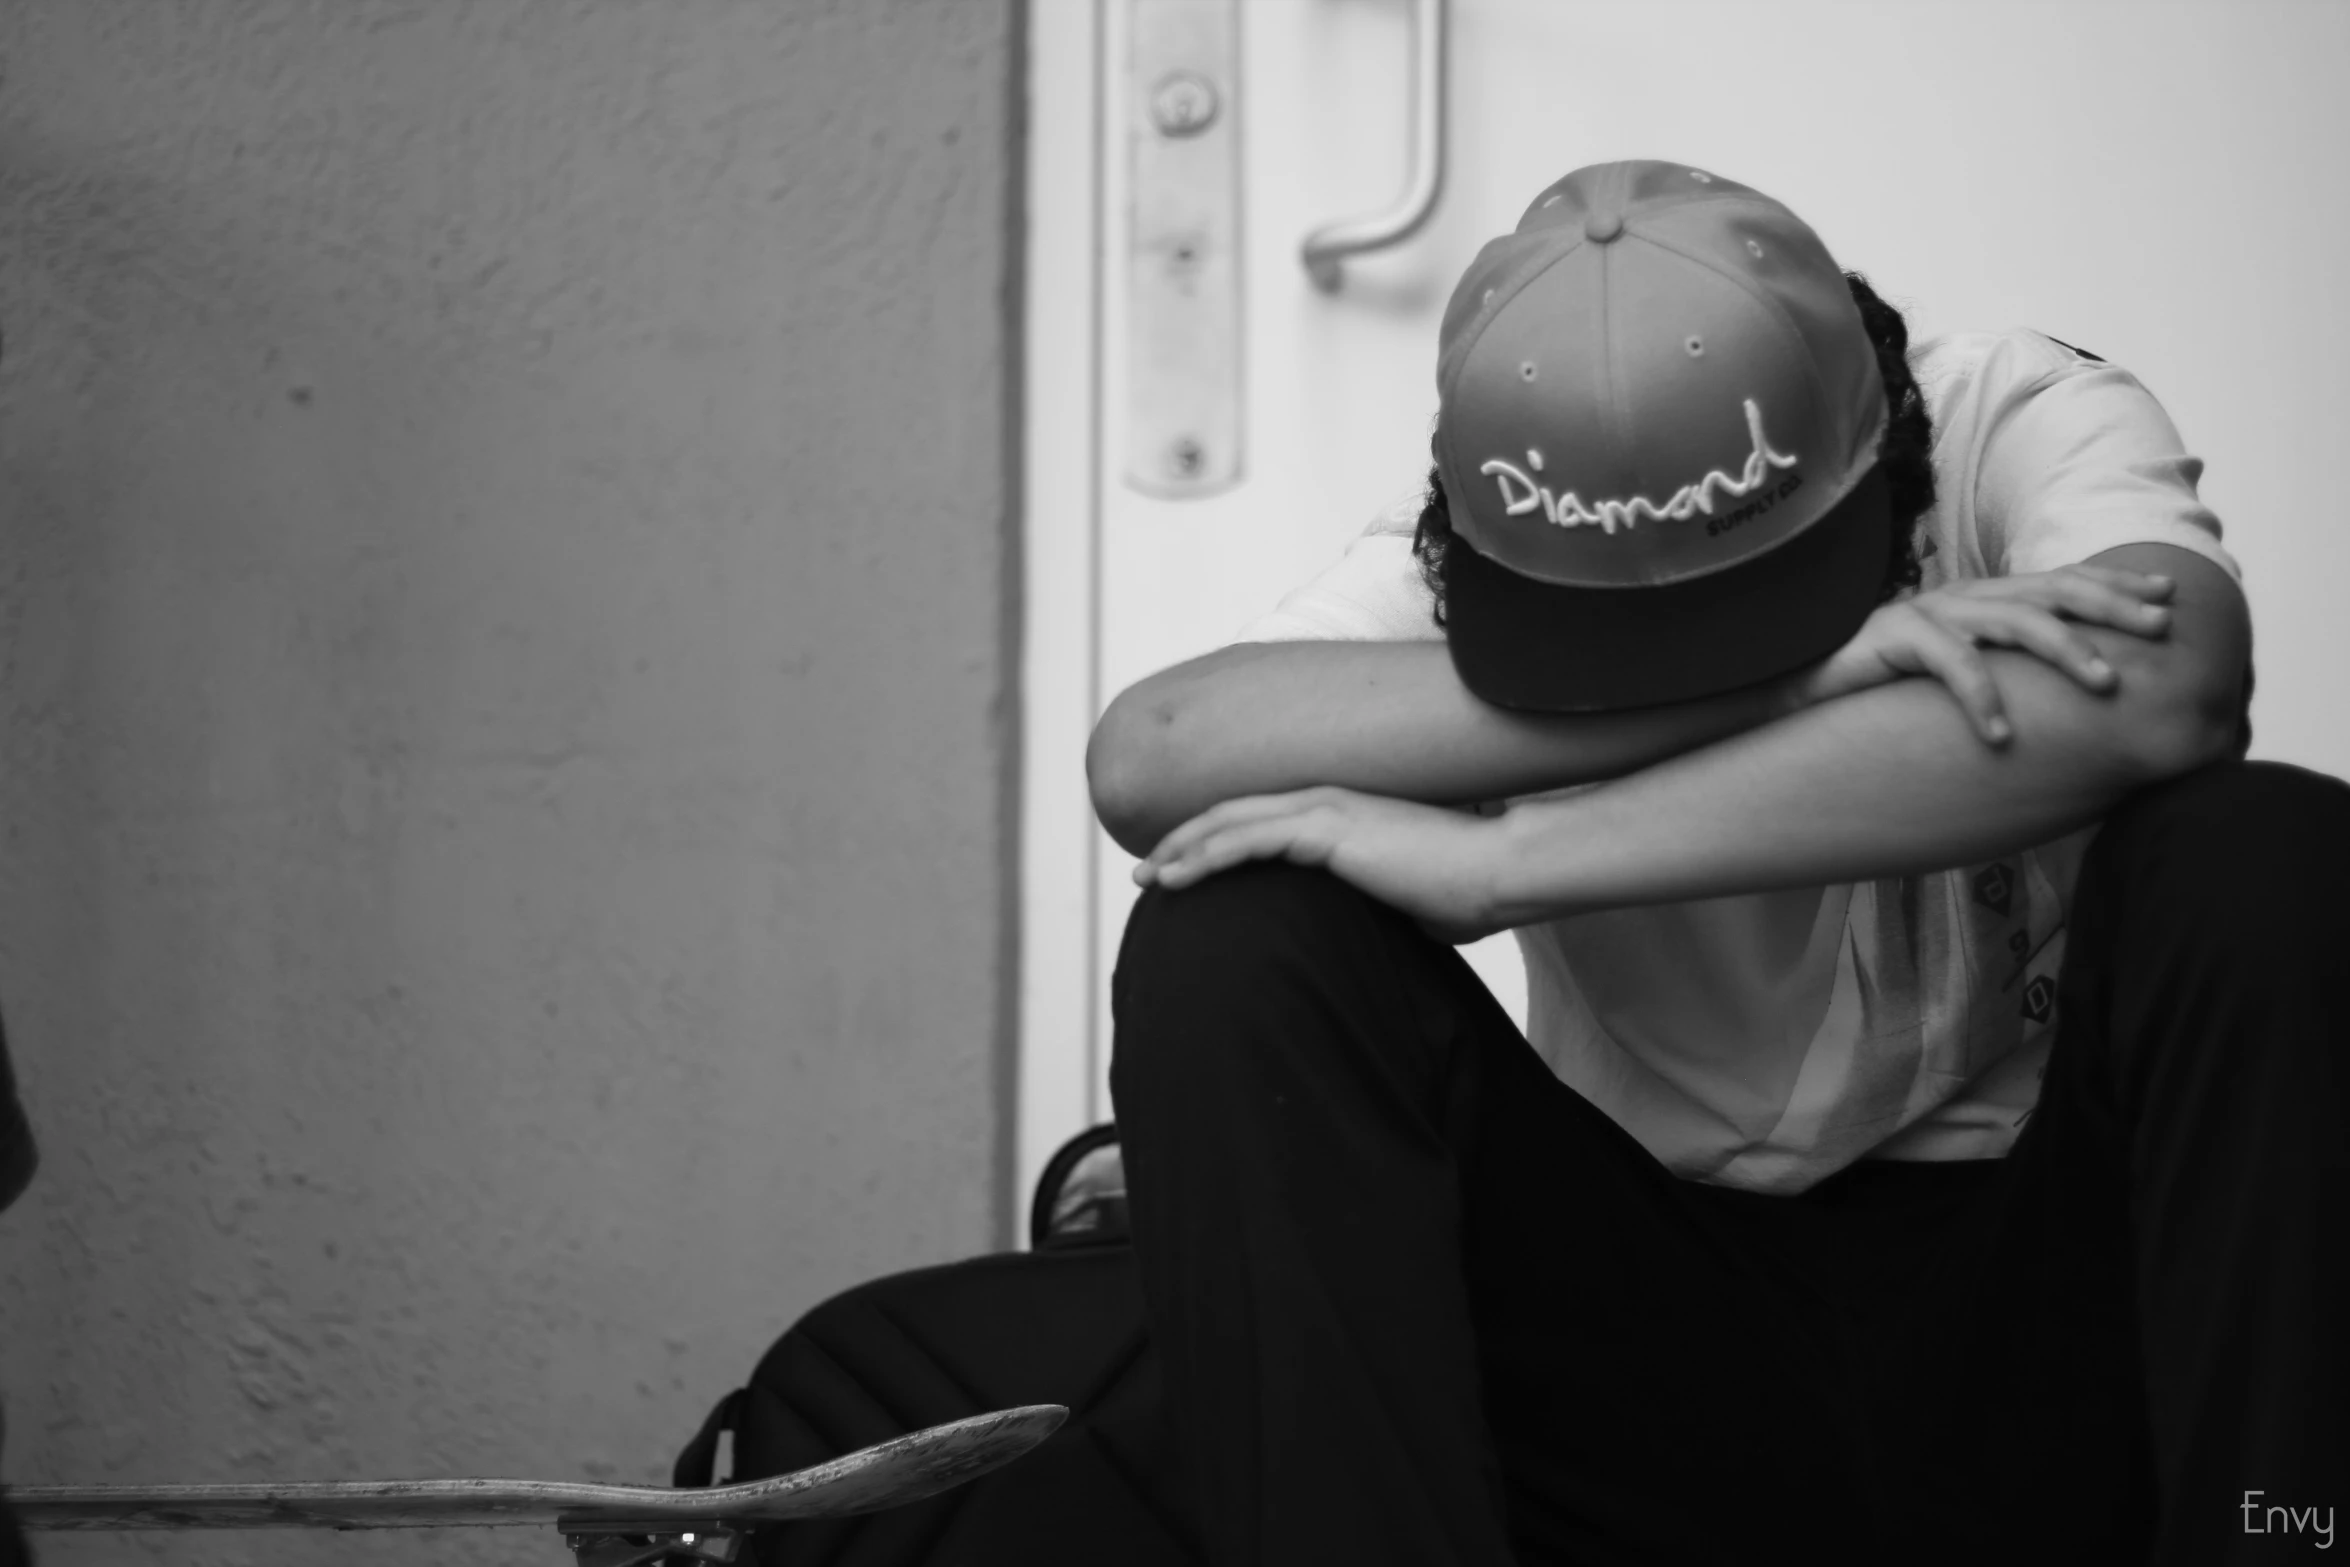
[[1910, 326, 2115, 414], [1236, 509, 1442, 645], [1923, 327, 2238, 585], [1360, 485, 1429, 539], [1915, 326, 2193, 476]]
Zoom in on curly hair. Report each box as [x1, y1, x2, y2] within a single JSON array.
[[1410, 270, 1935, 627]]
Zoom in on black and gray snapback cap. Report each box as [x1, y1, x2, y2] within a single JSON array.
[[1434, 160, 1891, 712]]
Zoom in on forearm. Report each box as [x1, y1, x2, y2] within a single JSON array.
[[1490, 646, 2218, 923], [1483, 541, 2250, 921], [1087, 638, 1800, 857]]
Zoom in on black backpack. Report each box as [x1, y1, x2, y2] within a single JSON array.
[[672, 1125, 1198, 1566]]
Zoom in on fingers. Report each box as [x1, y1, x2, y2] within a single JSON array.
[[2040, 569, 2173, 637], [1139, 790, 1314, 874], [1135, 789, 1333, 888], [1931, 599, 2118, 694], [2045, 563, 2173, 601], [1954, 566, 2173, 637], [1149, 810, 1331, 889], [1898, 606, 2013, 744]]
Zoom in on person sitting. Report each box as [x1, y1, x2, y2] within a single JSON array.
[[1089, 160, 2343, 1566]]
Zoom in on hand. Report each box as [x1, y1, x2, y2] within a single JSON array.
[[1793, 563, 2176, 744], [1133, 786, 1509, 943]]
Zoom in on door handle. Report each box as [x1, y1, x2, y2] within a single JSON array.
[[1299, 0, 1448, 292]]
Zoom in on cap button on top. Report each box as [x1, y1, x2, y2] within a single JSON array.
[[1584, 209, 1624, 243]]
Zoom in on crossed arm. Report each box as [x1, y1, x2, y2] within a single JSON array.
[[1087, 542, 2251, 937]]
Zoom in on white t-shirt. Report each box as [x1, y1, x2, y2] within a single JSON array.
[[1238, 328, 2240, 1193]]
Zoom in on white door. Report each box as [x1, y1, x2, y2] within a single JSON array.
[[1020, 0, 2350, 1201]]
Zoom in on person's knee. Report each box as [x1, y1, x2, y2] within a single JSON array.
[[1109, 862, 1407, 1104], [2086, 761, 2340, 883], [2069, 763, 2350, 1136], [2088, 760, 2350, 910], [2107, 758, 2350, 835], [1113, 861, 1396, 1000]]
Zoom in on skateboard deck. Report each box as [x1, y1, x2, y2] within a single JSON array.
[[13, 1403, 1065, 1564]]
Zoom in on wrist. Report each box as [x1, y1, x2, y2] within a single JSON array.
[[1767, 661, 1831, 721], [1484, 794, 1585, 929]]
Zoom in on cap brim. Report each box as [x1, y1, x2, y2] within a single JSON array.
[[1444, 462, 1893, 713]]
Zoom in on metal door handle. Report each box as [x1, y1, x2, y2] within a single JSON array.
[[1299, 0, 1448, 291]]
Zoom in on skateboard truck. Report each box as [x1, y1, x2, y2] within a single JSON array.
[[559, 1517, 740, 1567]]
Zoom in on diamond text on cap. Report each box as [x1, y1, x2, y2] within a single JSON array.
[[1479, 399, 1798, 535]]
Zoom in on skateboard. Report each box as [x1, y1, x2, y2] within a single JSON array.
[[11, 1402, 1065, 1565]]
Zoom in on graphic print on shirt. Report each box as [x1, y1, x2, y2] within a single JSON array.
[[1911, 857, 2065, 1088], [1971, 863, 2014, 918], [1972, 858, 2062, 1023], [1972, 852, 2069, 1131]]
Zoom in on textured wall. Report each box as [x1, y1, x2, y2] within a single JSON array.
[[0, 2, 1022, 1560]]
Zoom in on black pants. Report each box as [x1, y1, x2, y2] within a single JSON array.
[[1109, 761, 2348, 1566]]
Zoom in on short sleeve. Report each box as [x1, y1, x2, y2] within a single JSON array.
[[1973, 352, 2239, 583], [1234, 498, 1446, 645]]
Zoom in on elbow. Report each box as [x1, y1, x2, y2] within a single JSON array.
[[1090, 648, 1255, 855], [1086, 696, 1169, 858], [2127, 683, 2246, 782], [2079, 544, 2253, 785], [2113, 650, 2250, 783], [1088, 643, 1266, 855]]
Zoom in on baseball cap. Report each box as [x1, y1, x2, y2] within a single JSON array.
[[1433, 160, 1891, 712]]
